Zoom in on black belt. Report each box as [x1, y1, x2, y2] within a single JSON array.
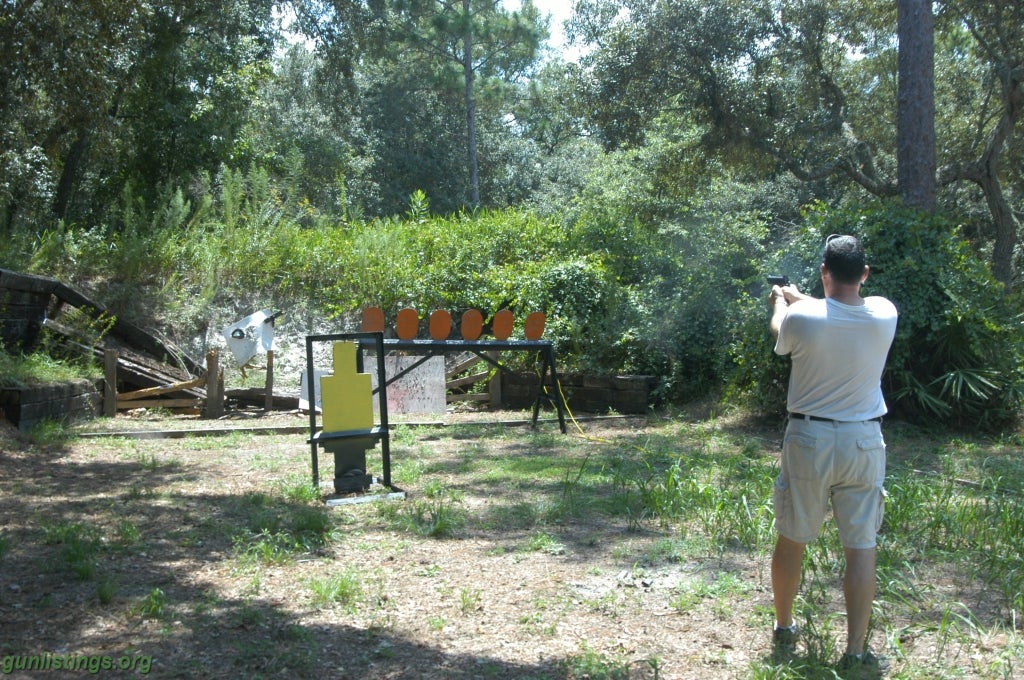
[[789, 412, 882, 424]]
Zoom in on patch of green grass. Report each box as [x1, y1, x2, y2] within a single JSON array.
[[0, 348, 100, 387], [480, 501, 540, 530], [27, 418, 73, 446], [389, 424, 420, 447], [133, 587, 168, 619], [276, 475, 321, 503], [178, 430, 252, 452], [232, 603, 265, 628], [518, 610, 557, 636], [670, 571, 752, 615], [234, 530, 303, 567], [644, 537, 698, 565], [96, 576, 118, 605], [416, 563, 442, 577], [245, 450, 285, 471], [308, 566, 363, 610], [459, 587, 481, 614], [135, 451, 161, 470], [121, 483, 153, 501], [523, 530, 566, 556], [230, 493, 337, 567], [559, 643, 630, 679], [41, 520, 103, 580], [113, 519, 142, 548], [391, 456, 426, 486], [378, 486, 466, 538]]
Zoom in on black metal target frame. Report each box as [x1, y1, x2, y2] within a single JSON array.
[[362, 338, 567, 435], [305, 332, 392, 491], [305, 333, 567, 492]]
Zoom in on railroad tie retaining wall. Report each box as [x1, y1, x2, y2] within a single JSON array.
[[501, 372, 656, 415], [0, 380, 102, 432]]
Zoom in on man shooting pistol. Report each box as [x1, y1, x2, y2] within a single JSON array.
[[765, 235, 898, 674]]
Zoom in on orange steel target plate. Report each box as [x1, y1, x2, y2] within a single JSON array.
[[461, 309, 483, 340], [492, 309, 514, 340], [429, 309, 452, 340], [524, 312, 546, 340], [361, 307, 385, 333], [396, 308, 419, 340]]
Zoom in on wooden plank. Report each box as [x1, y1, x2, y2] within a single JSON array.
[[41, 317, 206, 398], [108, 349, 205, 396], [224, 387, 299, 410], [446, 355, 484, 378], [264, 349, 275, 411], [445, 371, 489, 389], [204, 350, 223, 419], [117, 376, 207, 401], [117, 398, 203, 410], [103, 349, 117, 417], [446, 393, 490, 403], [0, 268, 59, 295]]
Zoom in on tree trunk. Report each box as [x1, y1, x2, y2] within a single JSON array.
[[463, 0, 480, 208], [54, 130, 91, 221], [981, 174, 1018, 288], [897, 0, 936, 211], [945, 60, 1024, 290]]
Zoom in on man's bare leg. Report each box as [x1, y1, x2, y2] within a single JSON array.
[[772, 534, 806, 629], [843, 546, 877, 655]]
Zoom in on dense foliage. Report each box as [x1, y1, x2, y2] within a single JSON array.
[[730, 202, 1024, 427]]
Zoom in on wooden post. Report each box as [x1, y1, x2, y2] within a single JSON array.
[[103, 349, 118, 417], [488, 350, 502, 409], [204, 350, 224, 419], [264, 349, 275, 411]]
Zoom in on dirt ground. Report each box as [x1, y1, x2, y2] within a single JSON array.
[[0, 408, 1016, 679]]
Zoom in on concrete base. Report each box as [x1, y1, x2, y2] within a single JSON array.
[[324, 489, 406, 507], [320, 435, 376, 494]]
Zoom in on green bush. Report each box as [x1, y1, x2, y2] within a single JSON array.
[[729, 201, 1024, 428]]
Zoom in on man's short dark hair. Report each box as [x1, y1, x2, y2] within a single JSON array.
[[822, 234, 866, 284]]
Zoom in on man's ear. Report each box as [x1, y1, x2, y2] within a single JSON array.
[[861, 265, 870, 284]]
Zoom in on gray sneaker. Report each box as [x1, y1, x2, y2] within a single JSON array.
[[772, 625, 798, 661], [837, 650, 887, 678]]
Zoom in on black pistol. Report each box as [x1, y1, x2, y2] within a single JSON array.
[[766, 275, 790, 287]]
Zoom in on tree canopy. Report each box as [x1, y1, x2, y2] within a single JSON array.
[[570, 0, 1022, 286], [3, 0, 1021, 280]]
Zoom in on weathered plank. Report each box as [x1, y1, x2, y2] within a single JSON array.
[[117, 376, 207, 401], [445, 371, 489, 390], [446, 393, 490, 403], [117, 398, 203, 410]]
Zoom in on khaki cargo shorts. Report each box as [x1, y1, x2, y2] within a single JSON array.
[[773, 419, 886, 549]]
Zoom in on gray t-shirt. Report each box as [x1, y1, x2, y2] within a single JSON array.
[[775, 296, 898, 421]]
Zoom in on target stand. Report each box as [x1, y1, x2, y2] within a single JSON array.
[[305, 332, 402, 504]]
